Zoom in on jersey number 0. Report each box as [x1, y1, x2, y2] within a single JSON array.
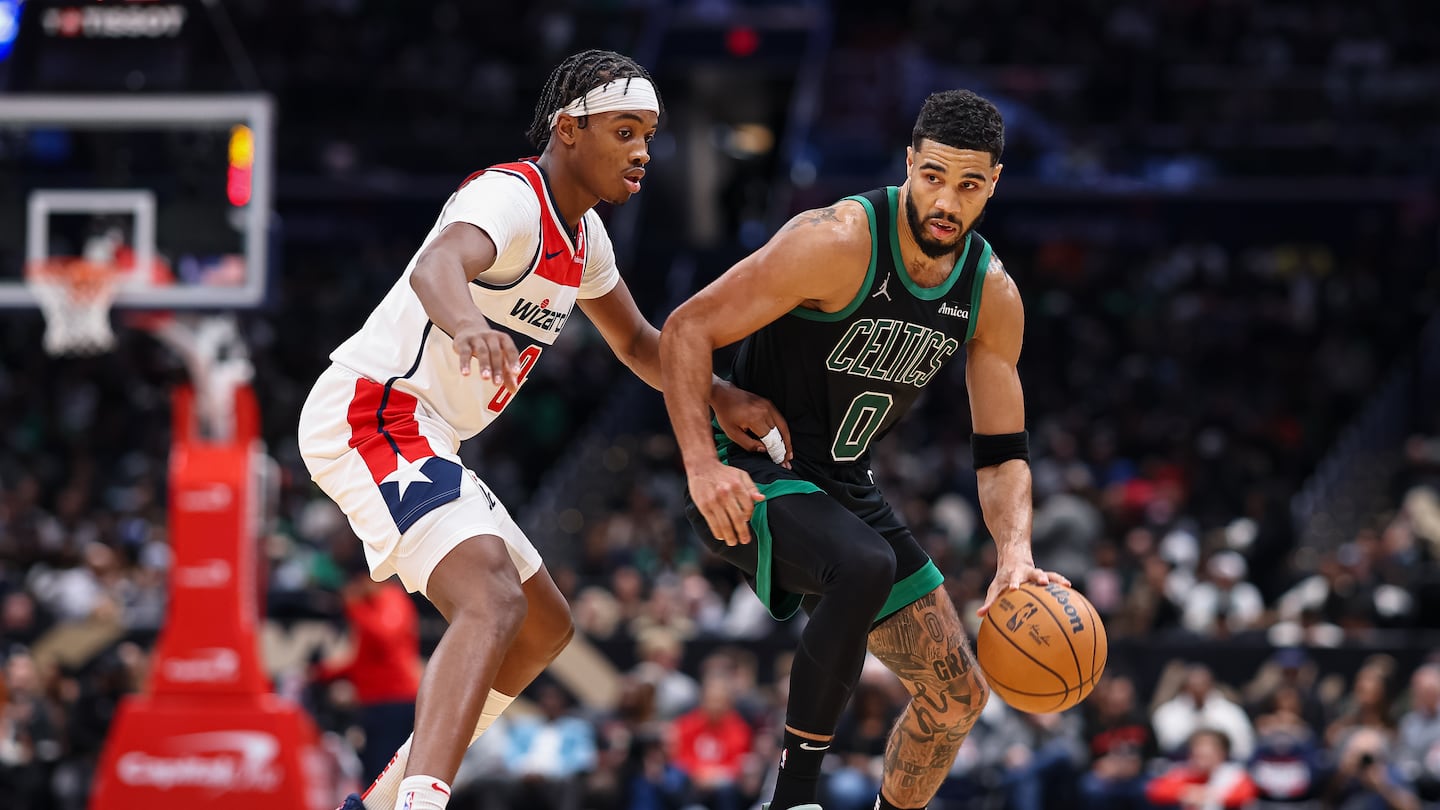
[[486, 344, 543, 414], [831, 391, 895, 462]]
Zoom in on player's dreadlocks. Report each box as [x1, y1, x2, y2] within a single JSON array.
[[526, 49, 662, 150]]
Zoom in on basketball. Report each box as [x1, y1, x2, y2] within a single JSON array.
[[977, 582, 1108, 714]]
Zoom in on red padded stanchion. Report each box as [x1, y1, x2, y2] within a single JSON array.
[[91, 385, 331, 810]]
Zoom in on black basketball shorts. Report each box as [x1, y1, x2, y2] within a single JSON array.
[[683, 435, 943, 624]]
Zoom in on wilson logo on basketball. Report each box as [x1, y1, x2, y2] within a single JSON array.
[[1045, 583, 1085, 633]]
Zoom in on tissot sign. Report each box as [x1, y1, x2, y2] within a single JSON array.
[[40, 0, 187, 39]]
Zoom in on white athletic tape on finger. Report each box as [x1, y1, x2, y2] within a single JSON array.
[[761, 426, 787, 464]]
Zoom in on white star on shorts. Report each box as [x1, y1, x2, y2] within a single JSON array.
[[381, 453, 432, 499]]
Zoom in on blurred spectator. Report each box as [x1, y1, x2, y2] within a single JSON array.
[[1272, 531, 1419, 646], [1146, 729, 1260, 810], [1030, 428, 1097, 503], [600, 485, 693, 582], [0, 650, 61, 807], [601, 673, 665, 755], [1030, 477, 1103, 579], [1249, 684, 1323, 803], [0, 591, 51, 648], [1115, 550, 1185, 638], [744, 651, 794, 805], [310, 555, 421, 780], [610, 567, 650, 636], [1327, 661, 1398, 749], [502, 684, 597, 810], [588, 674, 663, 809], [933, 695, 1005, 807], [697, 647, 771, 730], [1182, 551, 1265, 639], [994, 709, 1086, 810], [629, 576, 698, 643], [1080, 673, 1156, 810], [1242, 648, 1329, 734], [1081, 541, 1127, 621], [825, 680, 900, 810], [631, 628, 699, 721], [1153, 664, 1257, 761], [717, 576, 776, 641], [620, 733, 689, 810], [669, 675, 754, 810], [1395, 663, 1440, 803], [50, 642, 145, 810], [677, 572, 728, 638], [1321, 726, 1421, 810], [572, 583, 624, 641], [450, 713, 514, 810], [26, 542, 105, 623]]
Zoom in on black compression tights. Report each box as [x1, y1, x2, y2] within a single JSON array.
[[760, 493, 898, 735]]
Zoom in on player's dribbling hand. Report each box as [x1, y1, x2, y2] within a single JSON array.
[[687, 460, 764, 546], [452, 318, 521, 393], [977, 559, 1072, 617], [710, 380, 794, 468]]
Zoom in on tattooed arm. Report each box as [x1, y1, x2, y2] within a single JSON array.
[[661, 202, 873, 545], [867, 588, 989, 807]]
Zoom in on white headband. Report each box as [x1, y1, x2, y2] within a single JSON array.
[[549, 77, 660, 128]]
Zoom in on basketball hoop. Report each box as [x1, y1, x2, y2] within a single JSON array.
[[25, 257, 122, 356]]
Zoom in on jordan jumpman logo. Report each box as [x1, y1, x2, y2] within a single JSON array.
[[871, 273, 892, 301]]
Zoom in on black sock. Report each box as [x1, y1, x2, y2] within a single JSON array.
[[770, 728, 828, 809], [876, 793, 926, 810]]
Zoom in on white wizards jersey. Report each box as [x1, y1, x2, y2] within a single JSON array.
[[329, 159, 620, 440]]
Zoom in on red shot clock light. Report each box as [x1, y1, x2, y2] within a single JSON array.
[[227, 124, 253, 207], [724, 24, 759, 58]]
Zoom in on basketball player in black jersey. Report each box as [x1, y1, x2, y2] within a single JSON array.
[[660, 90, 1069, 810]]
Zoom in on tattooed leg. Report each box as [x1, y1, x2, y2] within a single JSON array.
[[866, 587, 989, 808]]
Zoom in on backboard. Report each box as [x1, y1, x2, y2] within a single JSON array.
[[0, 94, 273, 309]]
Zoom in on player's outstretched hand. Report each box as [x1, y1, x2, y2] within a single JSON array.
[[453, 319, 521, 393], [687, 460, 764, 547], [711, 380, 794, 468], [977, 560, 1072, 617]]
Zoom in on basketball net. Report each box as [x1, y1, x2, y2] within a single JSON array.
[[25, 229, 140, 355], [26, 256, 121, 355]]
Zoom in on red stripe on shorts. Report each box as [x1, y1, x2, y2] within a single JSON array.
[[346, 378, 434, 482]]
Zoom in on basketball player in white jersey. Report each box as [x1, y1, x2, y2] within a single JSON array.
[[299, 50, 792, 810]]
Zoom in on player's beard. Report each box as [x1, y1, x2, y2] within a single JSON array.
[[904, 191, 982, 258]]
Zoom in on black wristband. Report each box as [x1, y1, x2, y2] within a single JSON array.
[[972, 430, 1029, 469]]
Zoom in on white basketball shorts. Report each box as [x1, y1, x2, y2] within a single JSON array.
[[297, 364, 542, 595]]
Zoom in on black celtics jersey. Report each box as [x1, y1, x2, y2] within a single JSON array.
[[730, 186, 992, 464]]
